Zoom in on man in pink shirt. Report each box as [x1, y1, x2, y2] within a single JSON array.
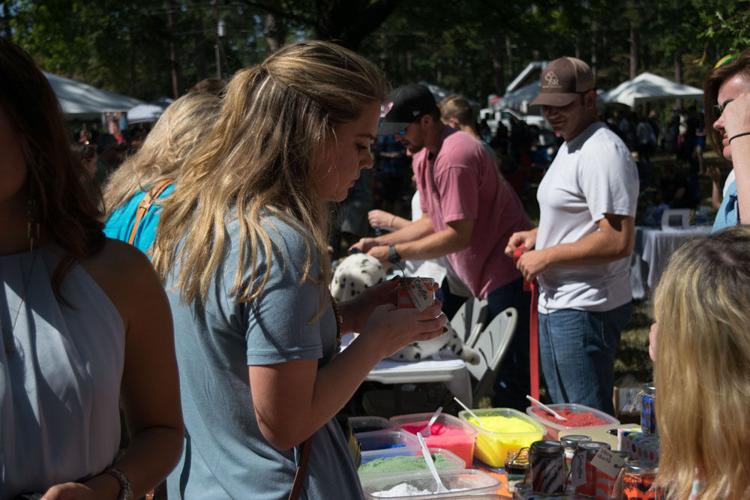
[[351, 84, 532, 409]]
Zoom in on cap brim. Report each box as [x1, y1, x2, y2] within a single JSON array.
[[378, 121, 411, 136], [530, 92, 579, 107]]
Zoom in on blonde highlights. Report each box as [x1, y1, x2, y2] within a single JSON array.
[[152, 41, 388, 305], [653, 227, 750, 499], [103, 92, 222, 215]]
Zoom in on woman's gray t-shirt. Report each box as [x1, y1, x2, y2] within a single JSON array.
[[166, 216, 362, 499]]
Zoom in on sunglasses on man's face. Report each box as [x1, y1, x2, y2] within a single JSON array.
[[712, 99, 735, 118]]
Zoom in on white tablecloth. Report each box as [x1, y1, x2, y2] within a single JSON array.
[[631, 226, 712, 299]]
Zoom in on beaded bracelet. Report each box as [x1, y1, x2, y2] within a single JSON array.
[[729, 131, 750, 144]]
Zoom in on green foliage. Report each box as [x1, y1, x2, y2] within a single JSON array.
[[2, 0, 749, 102]]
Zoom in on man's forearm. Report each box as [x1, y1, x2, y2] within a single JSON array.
[[395, 228, 468, 261], [374, 216, 435, 245]]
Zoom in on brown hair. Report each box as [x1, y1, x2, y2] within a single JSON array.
[[439, 95, 477, 128], [0, 39, 105, 287], [704, 49, 750, 159]]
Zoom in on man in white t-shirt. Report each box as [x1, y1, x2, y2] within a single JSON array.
[[505, 57, 639, 414]]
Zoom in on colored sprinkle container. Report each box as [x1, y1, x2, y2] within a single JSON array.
[[358, 447, 464, 480], [525, 403, 620, 440], [361, 469, 500, 499], [457, 407, 546, 468], [390, 413, 477, 467]]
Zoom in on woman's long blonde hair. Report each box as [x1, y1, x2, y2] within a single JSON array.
[[102, 92, 222, 215], [653, 227, 750, 499], [152, 41, 388, 305]]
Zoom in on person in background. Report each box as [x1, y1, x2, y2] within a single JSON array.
[[152, 41, 447, 499], [72, 142, 98, 180], [507, 57, 638, 415], [704, 50, 750, 230], [649, 227, 750, 499], [103, 92, 222, 255], [352, 84, 532, 410], [0, 38, 182, 500]]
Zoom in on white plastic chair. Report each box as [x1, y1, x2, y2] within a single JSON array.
[[465, 307, 518, 401], [449, 297, 488, 345]]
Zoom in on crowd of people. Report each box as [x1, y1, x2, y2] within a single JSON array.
[[1, 35, 749, 499]]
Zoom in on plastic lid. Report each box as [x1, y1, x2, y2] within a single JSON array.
[[578, 441, 611, 457], [560, 434, 592, 447], [530, 439, 563, 456]]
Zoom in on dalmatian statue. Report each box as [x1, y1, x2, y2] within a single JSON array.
[[331, 253, 479, 364]]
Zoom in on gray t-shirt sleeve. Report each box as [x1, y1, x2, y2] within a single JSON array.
[[578, 134, 639, 222], [244, 222, 325, 365]]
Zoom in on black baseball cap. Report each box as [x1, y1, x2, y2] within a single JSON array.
[[379, 84, 439, 136]]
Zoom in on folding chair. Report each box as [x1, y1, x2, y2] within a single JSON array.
[[465, 307, 518, 402], [450, 297, 488, 345]]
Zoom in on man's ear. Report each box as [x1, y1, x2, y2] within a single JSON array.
[[584, 89, 597, 109], [420, 114, 433, 127]]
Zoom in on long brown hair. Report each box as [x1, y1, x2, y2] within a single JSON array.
[[704, 49, 750, 159], [0, 39, 105, 286], [152, 41, 388, 305]]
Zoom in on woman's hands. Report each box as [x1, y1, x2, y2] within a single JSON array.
[[356, 301, 447, 359], [42, 473, 119, 500], [339, 279, 399, 333]]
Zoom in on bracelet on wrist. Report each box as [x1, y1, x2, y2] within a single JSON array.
[[729, 131, 750, 144], [105, 467, 134, 500]]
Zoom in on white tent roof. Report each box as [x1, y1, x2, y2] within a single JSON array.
[[127, 103, 165, 124], [601, 72, 703, 107], [44, 72, 144, 119]]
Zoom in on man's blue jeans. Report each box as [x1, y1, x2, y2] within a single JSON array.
[[538, 302, 632, 415]]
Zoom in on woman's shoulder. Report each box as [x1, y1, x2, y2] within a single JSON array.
[[80, 238, 166, 321]]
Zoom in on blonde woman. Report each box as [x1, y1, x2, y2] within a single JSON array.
[[103, 92, 222, 254], [650, 226, 750, 499], [152, 41, 447, 499]]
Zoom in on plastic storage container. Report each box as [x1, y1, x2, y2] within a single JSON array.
[[349, 416, 392, 434], [357, 430, 418, 454], [358, 447, 465, 480], [525, 403, 620, 440], [390, 413, 478, 467], [361, 468, 500, 499], [458, 407, 546, 467]]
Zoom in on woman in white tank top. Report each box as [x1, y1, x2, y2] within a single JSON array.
[[0, 40, 182, 500]]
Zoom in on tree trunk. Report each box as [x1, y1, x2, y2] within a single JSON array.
[[264, 13, 285, 53], [673, 50, 683, 83], [491, 35, 504, 95], [165, 0, 181, 98], [629, 19, 639, 79], [590, 21, 598, 82]]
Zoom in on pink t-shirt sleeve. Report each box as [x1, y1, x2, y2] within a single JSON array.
[[435, 165, 479, 223]]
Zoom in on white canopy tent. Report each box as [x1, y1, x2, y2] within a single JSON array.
[[127, 103, 165, 124], [44, 72, 144, 119], [601, 72, 703, 108]]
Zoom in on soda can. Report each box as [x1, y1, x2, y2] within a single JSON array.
[[640, 385, 657, 435]]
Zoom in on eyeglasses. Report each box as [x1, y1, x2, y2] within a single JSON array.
[[712, 99, 735, 118]]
